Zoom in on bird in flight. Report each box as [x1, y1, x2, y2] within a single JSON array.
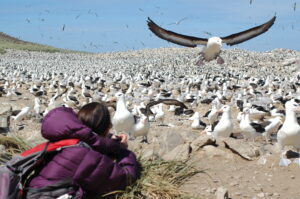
[[168, 17, 188, 26], [147, 16, 276, 65]]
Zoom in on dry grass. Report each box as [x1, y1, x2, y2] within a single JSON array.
[[0, 134, 32, 163], [100, 159, 204, 199]]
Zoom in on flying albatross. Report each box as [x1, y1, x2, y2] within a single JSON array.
[[147, 16, 276, 65]]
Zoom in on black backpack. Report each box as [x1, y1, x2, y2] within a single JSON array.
[[0, 139, 88, 199]]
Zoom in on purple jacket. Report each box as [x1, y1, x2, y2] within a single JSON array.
[[28, 107, 138, 198]]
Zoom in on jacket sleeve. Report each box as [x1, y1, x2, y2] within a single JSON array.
[[73, 149, 138, 195]]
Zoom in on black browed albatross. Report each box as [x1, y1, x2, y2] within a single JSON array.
[[147, 16, 276, 65]]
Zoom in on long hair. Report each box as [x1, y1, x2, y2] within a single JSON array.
[[77, 102, 112, 135]]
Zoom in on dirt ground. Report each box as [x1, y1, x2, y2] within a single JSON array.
[[1, 87, 300, 199]]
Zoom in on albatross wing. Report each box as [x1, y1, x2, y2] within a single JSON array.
[[147, 17, 208, 47], [221, 16, 276, 46], [144, 99, 188, 116]]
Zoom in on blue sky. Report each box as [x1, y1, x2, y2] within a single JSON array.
[[0, 0, 299, 53]]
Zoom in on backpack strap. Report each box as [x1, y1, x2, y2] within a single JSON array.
[[21, 139, 80, 157], [7, 142, 50, 173]]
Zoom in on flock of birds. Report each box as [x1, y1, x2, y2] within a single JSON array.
[[0, 48, 300, 167]]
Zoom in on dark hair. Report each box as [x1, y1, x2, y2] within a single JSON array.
[[77, 102, 112, 135]]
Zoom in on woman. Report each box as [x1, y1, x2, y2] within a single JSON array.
[[26, 102, 138, 198]]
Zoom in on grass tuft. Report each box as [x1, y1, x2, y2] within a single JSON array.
[[100, 159, 204, 199], [0, 134, 32, 163]]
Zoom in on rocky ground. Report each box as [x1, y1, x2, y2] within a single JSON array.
[[1, 47, 300, 199]]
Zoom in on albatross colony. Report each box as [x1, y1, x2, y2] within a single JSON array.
[[1, 47, 300, 198], [147, 16, 276, 65]]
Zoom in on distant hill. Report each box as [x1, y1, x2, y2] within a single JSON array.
[[0, 32, 71, 54], [0, 32, 31, 44]]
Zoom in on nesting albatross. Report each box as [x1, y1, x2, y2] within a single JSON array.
[[147, 16, 276, 65]]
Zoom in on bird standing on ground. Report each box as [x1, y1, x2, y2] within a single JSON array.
[[239, 108, 265, 141], [33, 97, 41, 116], [112, 92, 135, 137], [277, 99, 300, 166], [211, 105, 233, 137], [204, 101, 220, 125], [263, 116, 283, 142], [189, 112, 206, 130], [131, 115, 150, 143]]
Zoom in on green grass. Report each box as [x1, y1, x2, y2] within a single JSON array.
[[0, 32, 79, 54]]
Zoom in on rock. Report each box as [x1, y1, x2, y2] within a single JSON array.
[[202, 145, 234, 159], [180, 131, 199, 142], [162, 143, 191, 161], [0, 105, 12, 115], [0, 116, 10, 134], [291, 175, 295, 179], [234, 192, 242, 196], [190, 135, 216, 151], [129, 140, 160, 161], [215, 187, 229, 199], [257, 192, 265, 198], [257, 156, 268, 165], [217, 138, 259, 160], [273, 192, 280, 197], [158, 130, 184, 156], [141, 149, 160, 161], [229, 182, 238, 187], [261, 143, 279, 154]]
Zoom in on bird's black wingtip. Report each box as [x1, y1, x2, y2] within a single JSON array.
[[147, 17, 154, 25]]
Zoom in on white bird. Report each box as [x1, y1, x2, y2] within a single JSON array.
[[12, 107, 30, 125], [263, 116, 283, 141], [189, 112, 206, 130], [131, 115, 150, 143], [277, 99, 300, 166], [6, 89, 13, 100], [147, 16, 276, 65], [154, 103, 165, 124], [211, 105, 233, 137], [168, 105, 176, 112], [239, 108, 265, 141], [112, 92, 135, 136], [33, 97, 41, 115], [204, 101, 220, 125]]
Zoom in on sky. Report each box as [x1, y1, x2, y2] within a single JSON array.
[[0, 0, 299, 53]]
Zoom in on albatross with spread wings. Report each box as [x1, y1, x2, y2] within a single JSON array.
[[147, 16, 276, 65]]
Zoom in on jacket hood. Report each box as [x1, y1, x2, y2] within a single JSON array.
[[41, 107, 120, 154]]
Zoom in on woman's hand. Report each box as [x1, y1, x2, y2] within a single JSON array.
[[111, 133, 128, 149], [118, 133, 128, 149]]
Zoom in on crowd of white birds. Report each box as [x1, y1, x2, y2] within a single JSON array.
[[0, 47, 300, 166]]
